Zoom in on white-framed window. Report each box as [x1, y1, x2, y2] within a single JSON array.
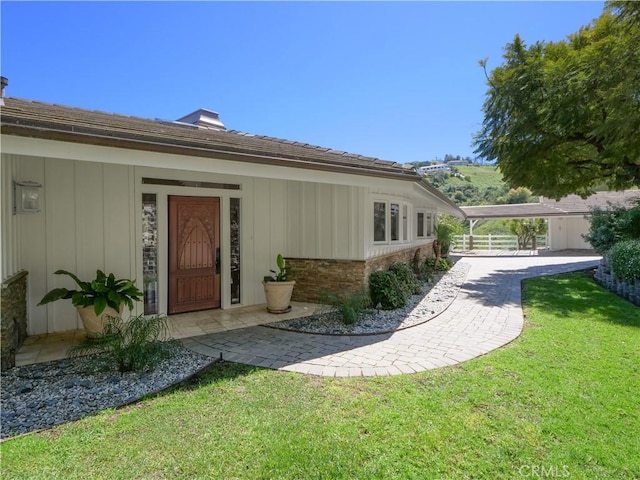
[[373, 200, 411, 244], [416, 210, 435, 238]]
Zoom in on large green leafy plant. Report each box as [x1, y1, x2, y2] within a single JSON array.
[[38, 269, 143, 315]]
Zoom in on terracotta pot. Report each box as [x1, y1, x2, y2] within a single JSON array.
[[77, 304, 124, 337], [263, 281, 295, 314]]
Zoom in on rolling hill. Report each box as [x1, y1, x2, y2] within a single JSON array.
[[426, 164, 514, 206]]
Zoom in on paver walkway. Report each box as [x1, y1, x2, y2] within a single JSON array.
[[182, 255, 601, 377]]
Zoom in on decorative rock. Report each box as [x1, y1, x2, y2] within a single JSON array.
[[1, 259, 471, 440], [269, 261, 471, 335], [1, 347, 214, 439], [16, 384, 33, 394]]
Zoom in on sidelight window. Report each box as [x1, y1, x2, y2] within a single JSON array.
[[142, 194, 158, 314], [230, 198, 241, 304]]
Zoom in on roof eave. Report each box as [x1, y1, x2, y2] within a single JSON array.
[[1, 123, 423, 182], [462, 212, 585, 220]]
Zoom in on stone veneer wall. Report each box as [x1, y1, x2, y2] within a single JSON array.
[[288, 259, 367, 303], [1, 270, 28, 371], [363, 242, 435, 281], [288, 241, 435, 303]]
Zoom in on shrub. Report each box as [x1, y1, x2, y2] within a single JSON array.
[[584, 201, 640, 254], [425, 257, 452, 272], [319, 290, 372, 325], [68, 314, 179, 372], [415, 262, 434, 282], [388, 262, 421, 296], [609, 239, 640, 282], [369, 271, 407, 310]]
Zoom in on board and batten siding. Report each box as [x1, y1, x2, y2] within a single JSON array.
[[248, 176, 287, 304], [7, 153, 334, 334], [1, 154, 21, 281], [282, 180, 440, 261], [2, 154, 135, 335], [284, 181, 365, 261], [3, 138, 454, 335]]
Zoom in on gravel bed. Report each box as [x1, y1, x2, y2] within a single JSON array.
[[1, 260, 469, 440], [268, 260, 470, 335], [0, 347, 214, 440]]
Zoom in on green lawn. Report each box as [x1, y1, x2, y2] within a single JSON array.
[[2, 273, 639, 479]]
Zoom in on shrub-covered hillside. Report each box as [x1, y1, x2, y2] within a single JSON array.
[[423, 165, 537, 206]]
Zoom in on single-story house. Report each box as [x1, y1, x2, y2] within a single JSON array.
[[0, 88, 464, 355], [460, 190, 640, 250]]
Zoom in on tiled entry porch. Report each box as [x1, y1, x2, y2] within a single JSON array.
[[14, 301, 319, 367]]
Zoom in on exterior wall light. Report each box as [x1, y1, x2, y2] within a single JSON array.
[[13, 181, 42, 214]]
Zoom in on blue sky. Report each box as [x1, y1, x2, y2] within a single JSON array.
[[1, 1, 605, 164]]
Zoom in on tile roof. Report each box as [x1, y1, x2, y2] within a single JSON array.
[[461, 190, 640, 219], [1, 97, 419, 181]]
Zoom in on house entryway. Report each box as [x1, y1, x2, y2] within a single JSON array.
[[168, 196, 221, 314], [14, 301, 321, 366]]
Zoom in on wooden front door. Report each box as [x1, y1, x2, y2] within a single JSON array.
[[168, 196, 221, 314]]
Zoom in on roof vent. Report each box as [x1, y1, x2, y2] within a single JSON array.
[[176, 108, 226, 131], [0, 76, 8, 106]]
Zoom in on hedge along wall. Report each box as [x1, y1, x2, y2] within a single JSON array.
[[288, 241, 435, 303], [594, 257, 640, 307], [1, 270, 28, 371]]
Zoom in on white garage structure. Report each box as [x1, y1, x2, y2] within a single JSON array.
[[461, 191, 640, 251]]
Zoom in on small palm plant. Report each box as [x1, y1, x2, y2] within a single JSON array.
[[319, 289, 372, 325], [68, 314, 179, 373]]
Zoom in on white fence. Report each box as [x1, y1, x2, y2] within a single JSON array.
[[453, 234, 548, 251]]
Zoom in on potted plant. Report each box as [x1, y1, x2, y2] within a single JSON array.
[[263, 254, 296, 313], [38, 269, 143, 337]]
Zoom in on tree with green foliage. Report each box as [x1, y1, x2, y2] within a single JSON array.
[[500, 187, 536, 205], [508, 218, 548, 249], [474, 1, 640, 198]]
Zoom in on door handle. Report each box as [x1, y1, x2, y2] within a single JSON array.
[[216, 247, 221, 274]]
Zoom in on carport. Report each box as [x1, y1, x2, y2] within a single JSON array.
[[460, 190, 640, 251]]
